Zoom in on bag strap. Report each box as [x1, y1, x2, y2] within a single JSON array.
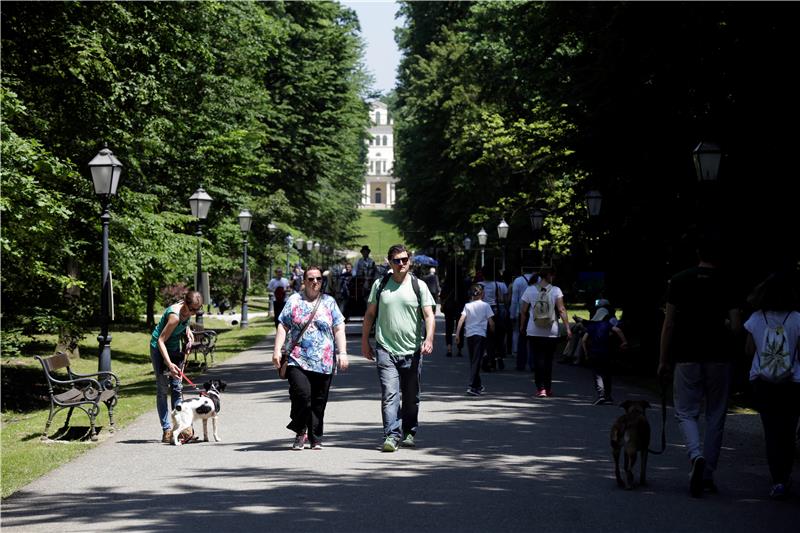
[[287, 295, 323, 353]]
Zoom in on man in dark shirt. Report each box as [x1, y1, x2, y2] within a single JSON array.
[[659, 236, 741, 497]]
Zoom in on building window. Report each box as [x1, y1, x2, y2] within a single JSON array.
[[375, 111, 381, 124], [369, 161, 374, 174], [382, 135, 388, 146]]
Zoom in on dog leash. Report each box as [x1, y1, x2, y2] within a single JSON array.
[[648, 374, 669, 455]]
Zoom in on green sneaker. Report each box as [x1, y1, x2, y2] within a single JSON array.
[[382, 436, 398, 452], [400, 434, 416, 448]]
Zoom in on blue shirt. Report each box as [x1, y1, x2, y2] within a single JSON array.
[[279, 293, 344, 374]]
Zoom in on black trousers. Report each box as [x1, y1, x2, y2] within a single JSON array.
[[528, 336, 559, 391], [286, 366, 333, 444], [752, 379, 800, 484], [467, 336, 486, 391]]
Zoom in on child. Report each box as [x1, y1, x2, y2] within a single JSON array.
[[454, 284, 495, 396], [581, 307, 628, 405], [744, 273, 800, 500]]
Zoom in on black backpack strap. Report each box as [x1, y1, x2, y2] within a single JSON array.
[[410, 274, 422, 311], [374, 272, 392, 322]]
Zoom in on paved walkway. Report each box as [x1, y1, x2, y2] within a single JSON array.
[[2, 318, 797, 532]]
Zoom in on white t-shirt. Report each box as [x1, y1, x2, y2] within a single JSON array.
[[268, 277, 290, 301], [744, 310, 800, 382], [510, 274, 536, 318], [520, 283, 564, 337], [461, 300, 494, 338]]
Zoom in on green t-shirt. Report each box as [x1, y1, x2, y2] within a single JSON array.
[[368, 274, 436, 356], [150, 303, 191, 351]]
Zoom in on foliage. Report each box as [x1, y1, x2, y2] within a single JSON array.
[[1, 1, 369, 343]]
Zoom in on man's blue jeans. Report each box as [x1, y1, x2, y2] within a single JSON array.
[[673, 362, 730, 478], [376, 345, 421, 440], [150, 346, 184, 430]]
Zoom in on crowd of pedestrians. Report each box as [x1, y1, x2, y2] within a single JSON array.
[[242, 238, 799, 502]]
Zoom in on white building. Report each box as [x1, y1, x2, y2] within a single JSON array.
[[362, 101, 397, 208]]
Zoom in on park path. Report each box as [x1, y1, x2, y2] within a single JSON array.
[[1, 318, 796, 532]]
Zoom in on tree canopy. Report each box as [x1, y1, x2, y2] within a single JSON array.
[[1, 0, 370, 346]]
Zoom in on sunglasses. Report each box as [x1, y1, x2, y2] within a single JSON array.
[[306, 277, 323, 282], [391, 256, 410, 265]]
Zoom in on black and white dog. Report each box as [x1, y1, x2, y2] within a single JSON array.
[[171, 379, 227, 446]]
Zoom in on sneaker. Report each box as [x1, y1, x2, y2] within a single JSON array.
[[311, 441, 323, 450], [382, 436, 398, 452], [537, 389, 547, 398], [769, 481, 791, 500], [480, 385, 486, 393], [546, 389, 553, 397], [592, 397, 607, 406], [400, 434, 416, 448], [689, 456, 706, 497], [292, 433, 308, 451], [466, 388, 481, 396], [162, 429, 173, 443]]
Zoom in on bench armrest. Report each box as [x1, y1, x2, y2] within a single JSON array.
[[69, 371, 120, 390]]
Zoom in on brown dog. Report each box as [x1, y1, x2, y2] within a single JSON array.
[[610, 400, 651, 489]]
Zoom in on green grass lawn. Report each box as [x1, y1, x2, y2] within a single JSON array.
[[353, 209, 404, 260], [0, 317, 272, 498]]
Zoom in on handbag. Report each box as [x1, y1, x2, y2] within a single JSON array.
[[279, 295, 323, 379]]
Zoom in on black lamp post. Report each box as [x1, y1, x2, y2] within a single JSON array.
[[530, 209, 545, 264], [285, 234, 294, 274], [497, 218, 509, 273], [477, 228, 488, 269], [267, 221, 277, 280], [189, 187, 213, 327], [88, 147, 123, 372], [238, 209, 253, 328]]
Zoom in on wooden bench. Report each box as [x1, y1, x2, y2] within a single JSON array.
[[34, 352, 119, 441], [187, 329, 217, 367]]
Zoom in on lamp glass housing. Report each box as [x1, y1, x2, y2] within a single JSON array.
[[88, 148, 123, 197], [463, 237, 472, 250], [477, 228, 488, 246], [189, 187, 213, 220], [530, 209, 545, 231], [238, 209, 253, 233], [497, 219, 509, 240], [586, 190, 602, 217], [693, 141, 722, 181]]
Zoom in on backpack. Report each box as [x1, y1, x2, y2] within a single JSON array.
[[585, 320, 613, 358], [533, 285, 556, 328], [274, 285, 286, 303], [756, 311, 796, 383]]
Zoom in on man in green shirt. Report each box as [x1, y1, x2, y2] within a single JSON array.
[[362, 244, 436, 452]]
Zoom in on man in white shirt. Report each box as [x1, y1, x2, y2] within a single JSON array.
[[268, 268, 290, 327]]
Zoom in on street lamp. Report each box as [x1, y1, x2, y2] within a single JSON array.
[[295, 236, 305, 251], [267, 221, 277, 280], [285, 234, 294, 274], [189, 186, 213, 327], [477, 227, 488, 269], [88, 146, 123, 372], [530, 209, 545, 231], [693, 141, 722, 181], [237, 209, 253, 328], [586, 190, 603, 217], [463, 236, 472, 251], [497, 218, 509, 273]]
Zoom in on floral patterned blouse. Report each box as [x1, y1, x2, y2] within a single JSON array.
[[278, 293, 344, 375]]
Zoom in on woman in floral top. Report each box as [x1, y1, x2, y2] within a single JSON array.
[[272, 266, 349, 450]]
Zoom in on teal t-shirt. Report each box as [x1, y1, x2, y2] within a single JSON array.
[[368, 275, 435, 356], [150, 303, 191, 351]]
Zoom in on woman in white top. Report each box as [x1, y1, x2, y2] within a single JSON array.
[[455, 284, 495, 396], [744, 273, 800, 500]]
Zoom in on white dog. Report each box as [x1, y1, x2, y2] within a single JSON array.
[[170, 379, 226, 446]]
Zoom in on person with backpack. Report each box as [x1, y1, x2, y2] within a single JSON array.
[[454, 284, 495, 396], [744, 272, 800, 500], [361, 244, 436, 452], [658, 233, 742, 498], [268, 268, 291, 328], [519, 267, 572, 397], [581, 307, 628, 405], [511, 269, 539, 371]]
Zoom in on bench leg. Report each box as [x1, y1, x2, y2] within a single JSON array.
[[63, 406, 75, 429], [42, 403, 57, 441], [105, 397, 117, 433], [88, 404, 100, 441]]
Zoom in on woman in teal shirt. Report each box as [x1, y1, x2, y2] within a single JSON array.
[[150, 291, 202, 443]]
